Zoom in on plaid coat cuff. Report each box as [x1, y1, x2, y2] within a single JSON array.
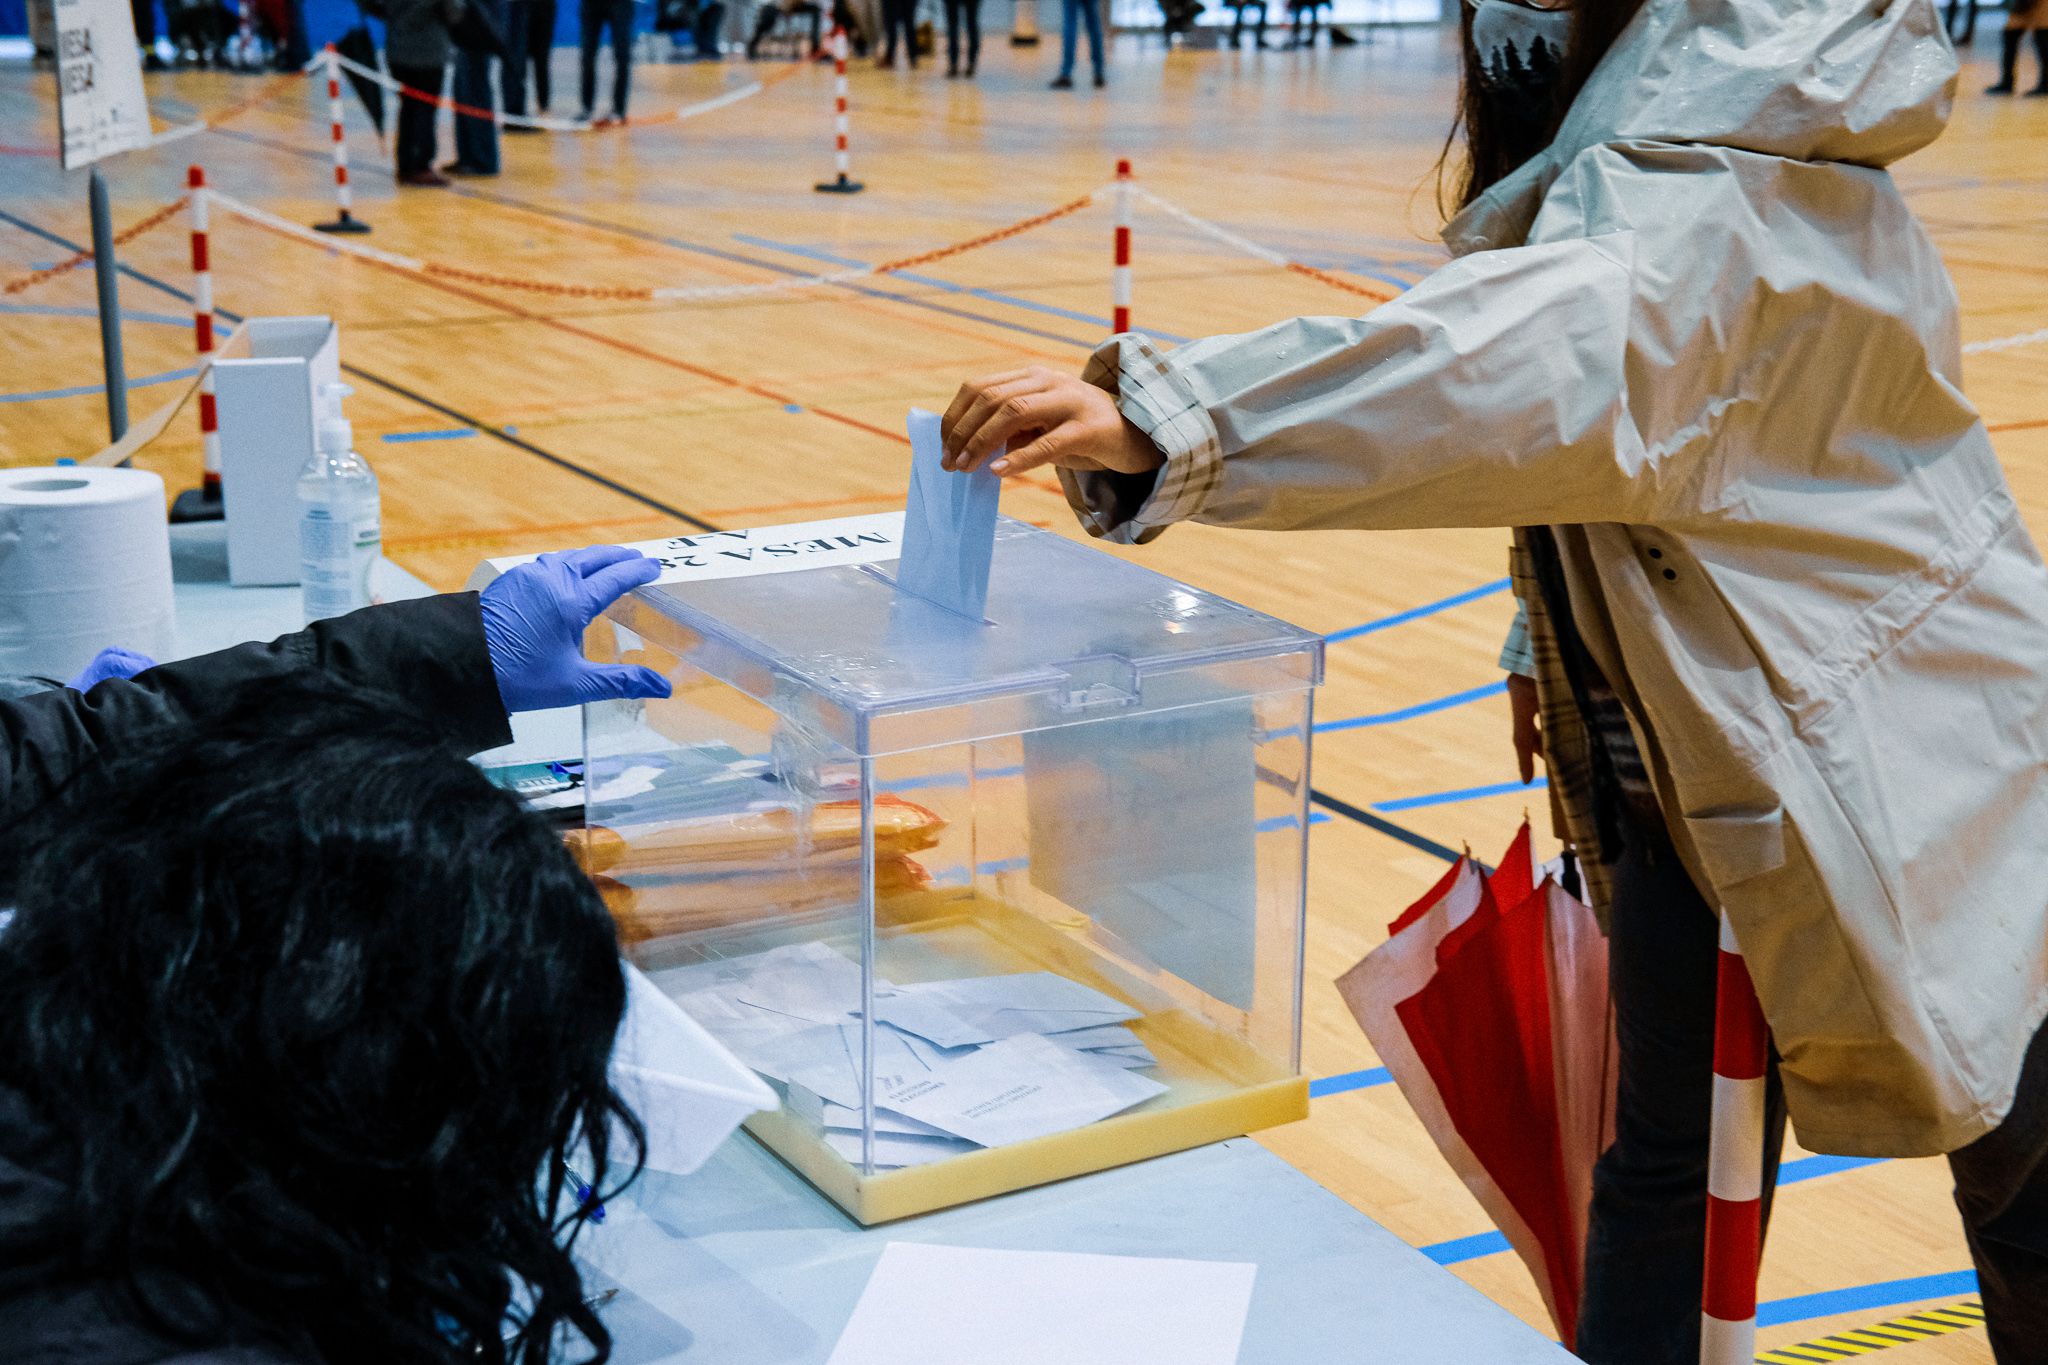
[[1059, 333, 1224, 546]]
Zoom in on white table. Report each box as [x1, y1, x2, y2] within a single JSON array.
[[166, 528, 1573, 1365]]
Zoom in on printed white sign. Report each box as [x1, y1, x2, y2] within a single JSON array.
[[55, 0, 154, 169], [484, 512, 908, 587]]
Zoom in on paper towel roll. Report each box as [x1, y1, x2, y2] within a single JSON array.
[[0, 467, 175, 683]]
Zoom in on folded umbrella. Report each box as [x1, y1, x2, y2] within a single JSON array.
[[1336, 822, 1614, 1349]]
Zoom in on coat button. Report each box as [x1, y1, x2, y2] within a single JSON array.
[[1662, 568, 1678, 582]]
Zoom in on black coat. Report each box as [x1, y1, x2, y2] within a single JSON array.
[[0, 593, 511, 871]]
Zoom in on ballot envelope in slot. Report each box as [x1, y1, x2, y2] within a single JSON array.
[[580, 515, 1323, 1224]]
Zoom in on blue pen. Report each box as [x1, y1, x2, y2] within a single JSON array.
[[563, 1158, 606, 1224]]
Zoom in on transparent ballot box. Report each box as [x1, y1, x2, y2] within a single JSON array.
[[580, 517, 1324, 1223]]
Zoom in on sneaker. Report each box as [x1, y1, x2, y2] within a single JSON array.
[[1050, 73, 1074, 88], [593, 113, 623, 127], [575, 107, 597, 121], [398, 169, 450, 186], [1987, 79, 2016, 94], [441, 161, 498, 176], [1092, 70, 1105, 87], [503, 122, 544, 134]]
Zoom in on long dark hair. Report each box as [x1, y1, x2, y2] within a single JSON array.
[[1441, 0, 1649, 214], [0, 682, 641, 1363]]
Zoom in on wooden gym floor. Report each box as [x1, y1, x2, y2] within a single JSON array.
[[4, 23, 2044, 1358]]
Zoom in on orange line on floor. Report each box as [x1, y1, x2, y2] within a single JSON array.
[[1988, 417, 2048, 434]]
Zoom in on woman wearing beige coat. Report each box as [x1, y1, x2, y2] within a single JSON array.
[[945, 0, 2048, 1359]]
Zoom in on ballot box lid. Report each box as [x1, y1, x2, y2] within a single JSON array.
[[603, 515, 1323, 756]]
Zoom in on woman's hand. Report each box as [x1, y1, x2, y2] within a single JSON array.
[[941, 366, 1166, 480], [1506, 673, 1543, 785]]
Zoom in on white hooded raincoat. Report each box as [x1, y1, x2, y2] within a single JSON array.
[[1064, 0, 2047, 1157]]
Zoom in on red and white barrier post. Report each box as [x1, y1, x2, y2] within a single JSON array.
[[314, 46, 372, 235], [1112, 158, 1133, 333], [1701, 914, 1769, 1364], [815, 27, 863, 194], [170, 165, 224, 522]]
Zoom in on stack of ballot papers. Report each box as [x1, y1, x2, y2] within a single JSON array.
[[669, 943, 1166, 1168]]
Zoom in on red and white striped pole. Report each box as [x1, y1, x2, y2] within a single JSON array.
[[1112, 158, 1133, 333], [173, 164, 225, 521], [314, 46, 372, 235], [814, 27, 863, 194], [1701, 914, 1769, 1364]]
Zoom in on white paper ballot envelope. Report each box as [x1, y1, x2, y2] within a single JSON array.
[[894, 406, 1001, 620]]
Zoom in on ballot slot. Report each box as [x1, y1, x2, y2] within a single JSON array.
[[583, 515, 1323, 1222]]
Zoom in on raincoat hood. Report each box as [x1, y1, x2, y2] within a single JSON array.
[[1445, 0, 1959, 254]]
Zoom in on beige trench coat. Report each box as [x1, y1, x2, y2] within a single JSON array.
[[1062, 0, 2048, 1157]]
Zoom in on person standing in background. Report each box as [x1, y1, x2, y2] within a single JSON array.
[[448, 0, 505, 173], [386, 0, 463, 185], [1049, 0, 1102, 88], [876, 0, 916, 67], [503, 0, 557, 126], [943, 0, 978, 75], [578, 0, 636, 122], [130, 0, 165, 67], [1986, 0, 2047, 94]]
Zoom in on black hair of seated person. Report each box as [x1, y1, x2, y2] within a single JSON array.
[[0, 681, 643, 1364]]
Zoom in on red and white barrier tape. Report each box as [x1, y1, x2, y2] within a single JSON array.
[[1130, 184, 1401, 304], [188, 166, 222, 491], [325, 50, 768, 133], [1, 195, 189, 296], [1702, 914, 1769, 1365]]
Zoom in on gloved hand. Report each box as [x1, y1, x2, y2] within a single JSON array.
[[66, 646, 157, 693], [480, 546, 672, 713]]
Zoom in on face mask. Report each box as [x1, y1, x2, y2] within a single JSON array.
[[1466, 0, 1571, 93]]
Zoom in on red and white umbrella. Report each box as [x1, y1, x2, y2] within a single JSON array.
[[1336, 823, 1616, 1348]]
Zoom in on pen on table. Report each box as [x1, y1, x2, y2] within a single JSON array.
[[563, 1158, 605, 1224]]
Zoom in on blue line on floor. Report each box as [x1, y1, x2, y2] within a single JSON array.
[[0, 365, 200, 403], [1325, 578, 1513, 644], [1779, 1153, 1889, 1185], [1758, 1270, 1978, 1328], [1373, 778, 1546, 814], [1418, 1230, 1511, 1266], [734, 234, 1191, 344], [0, 301, 191, 326], [1417, 1155, 1890, 1267], [381, 427, 478, 442], [1309, 1066, 1392, 1098], [1315, 681, 1508, 734]]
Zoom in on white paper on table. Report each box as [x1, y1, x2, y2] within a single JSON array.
[[824, 1243, 1257, 1365], [1048, 1024, 1154, 1059], [785, 1021, 935, 1110], [824, 1130, 983, 1170], [732, 943, 873, 1025], [880, 1033, 1167, 1147]]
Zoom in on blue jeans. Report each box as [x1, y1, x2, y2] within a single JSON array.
[[451, 0, 504, 173], [1058, 0, 1102, 78]]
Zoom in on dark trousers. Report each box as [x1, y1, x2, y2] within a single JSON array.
[[1227, 0, 1263, 45], [131, 0, 156, 44], [451, 50, 501, 169], [1575, 821, 1788, 1365], [878, 0, 916, 63], [748, 1, 820, 56], [390, 61, 445, 176], [1056, 0, 1101, 77], [579, 0, 634, 116], [503, 0, 557, 114], [943, 0, 977, 70], [693, 0, 725, 56], [1949, 1016, 2048, 1361]]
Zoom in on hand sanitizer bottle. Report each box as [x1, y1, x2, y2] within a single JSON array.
[[298, 382, 382, 624]]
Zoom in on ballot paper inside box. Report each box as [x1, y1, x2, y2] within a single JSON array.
[[579, 515, 1323, 1224]]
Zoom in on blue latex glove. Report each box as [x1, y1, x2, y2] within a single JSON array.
[[480, 546, 673, 713], [66, 646, 157, 693]]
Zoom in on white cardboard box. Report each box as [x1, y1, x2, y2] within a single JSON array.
[[213, 317, 341, 587]]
